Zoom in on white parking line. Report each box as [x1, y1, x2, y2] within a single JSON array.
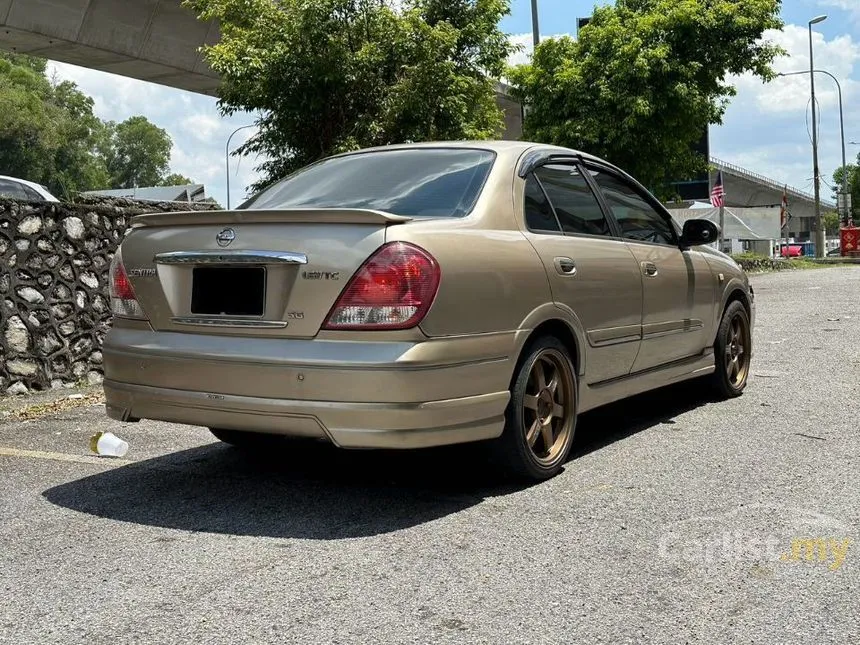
[[0, 446, 134, 466]]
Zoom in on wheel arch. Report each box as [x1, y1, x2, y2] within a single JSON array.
[[512, 304, 586, 380], [724, 287, 751, 317], [712, 282, 752, 341]]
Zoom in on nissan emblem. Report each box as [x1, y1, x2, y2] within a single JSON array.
[[216, 227, 236, 247]]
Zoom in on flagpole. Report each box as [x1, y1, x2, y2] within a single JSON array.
[[718, 170, 725, 251], [780, 186, 789, 260]]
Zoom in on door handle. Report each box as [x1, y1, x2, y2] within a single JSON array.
[[554, 257, 577, 276], [642, 261, 658, 277]]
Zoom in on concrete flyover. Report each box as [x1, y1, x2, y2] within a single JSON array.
[[710, 157, 836, 239], [0, 0, 523, 138], [0, 0, 221, 94]]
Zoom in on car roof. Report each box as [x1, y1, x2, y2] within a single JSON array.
[[327, 140, 610, 165], [0, 174, 48, 191]]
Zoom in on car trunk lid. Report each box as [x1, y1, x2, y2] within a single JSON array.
[[120, 208, 410, 337]]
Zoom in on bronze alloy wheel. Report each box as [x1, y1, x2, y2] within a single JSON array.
[[493, 335, 579, 481], [521, 348, 576, 466], [711, 300, 752, 398], [724, 310, 750, 388]]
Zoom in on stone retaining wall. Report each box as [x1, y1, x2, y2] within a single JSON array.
[[1, 196, 218, 395]]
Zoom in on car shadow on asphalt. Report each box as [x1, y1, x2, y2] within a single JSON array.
[[42, 380, 715, 540], [571, 379, 716, 460]]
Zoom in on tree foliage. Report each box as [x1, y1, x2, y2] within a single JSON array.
[[159, 173, 196, 186], [508, 0, 784, 194], [102, 116, 173, 189], [184, 0, 516, 188], [0, 54, 188, 196], [833, 153, 860, 221], [0, 55, 108, 197]]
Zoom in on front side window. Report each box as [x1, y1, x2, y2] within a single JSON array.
[[535, 164, 612, 237], [589, 168, 677, 245], [239, 148, 496, 218]]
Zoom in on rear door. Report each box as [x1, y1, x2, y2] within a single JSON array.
[[520, 163, 643, 384], [585, 163, 717, 372]]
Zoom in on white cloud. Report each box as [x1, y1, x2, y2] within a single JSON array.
[[732, 25, 860, 114], [713, 23, 860, 196], [819, 0, 860, 23]]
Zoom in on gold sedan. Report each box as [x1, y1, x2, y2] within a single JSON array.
[[103, 141, 753, 480]]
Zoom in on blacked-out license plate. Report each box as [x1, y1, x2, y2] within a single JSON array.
[[191, 267, 266, 316]]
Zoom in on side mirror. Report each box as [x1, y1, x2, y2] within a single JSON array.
[[680, 219, 720, 247]]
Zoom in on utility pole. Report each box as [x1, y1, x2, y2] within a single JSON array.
[[778, 69, 848, 224], [809, 15, 827, 257], [530, 0, 540, 49]]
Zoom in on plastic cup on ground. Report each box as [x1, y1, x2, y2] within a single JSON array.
[[89, 431, 129, 457]]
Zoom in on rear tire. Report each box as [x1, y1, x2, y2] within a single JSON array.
[[711, 301, 752, 398], [492, 336, 578, 481], [208, 427, 284, 450]]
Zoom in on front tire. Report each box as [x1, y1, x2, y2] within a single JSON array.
[[711, 300, 752, 398], [493, 336, 578, 481]]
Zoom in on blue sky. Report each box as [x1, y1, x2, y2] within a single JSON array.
[[49, 0, 859, 207]]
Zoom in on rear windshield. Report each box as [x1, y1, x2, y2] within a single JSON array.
[[238, 148, 496, 217]]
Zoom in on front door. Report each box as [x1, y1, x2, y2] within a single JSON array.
[[519, 163, 643, 384], [586, 165, 717, 372]]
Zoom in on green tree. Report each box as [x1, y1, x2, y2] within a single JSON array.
[[0, 57, 58, 185], [507, 0, 784, 194], [103, 116, 172, 188], [833, 153, 860, 221], [159, 173, 195, 186], [48, 80, 111, 193], [0, 54, 189, 196], [1, 52, 47, 74], [184, 0, 515, 188], [0, 55, 109, 197]]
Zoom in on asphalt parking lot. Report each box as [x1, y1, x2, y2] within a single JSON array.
[[2, 266, 859, 644]]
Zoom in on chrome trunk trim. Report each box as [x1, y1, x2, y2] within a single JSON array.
[[154, 250, 308, 265], [171, 316, 289, 329]]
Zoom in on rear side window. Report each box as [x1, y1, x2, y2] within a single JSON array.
[[535, 165, 612, 237], [21, 185, 42, 201], [240, 148, 496, 217], [0, 179, 27, 200], [524, 174, 561, 233]]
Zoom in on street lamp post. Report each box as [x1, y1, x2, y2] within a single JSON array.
[[225, 124, 255, 210], [530, 0, 540, 48], [808, 14, 827, 257], [778, 68, 847, 222]]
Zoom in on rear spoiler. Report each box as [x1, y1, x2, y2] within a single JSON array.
[[130, 208, 413, 229]]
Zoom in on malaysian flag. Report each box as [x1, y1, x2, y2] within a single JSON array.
[[710, 171, 725, 207]]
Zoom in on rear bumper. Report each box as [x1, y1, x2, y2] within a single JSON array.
[[102, 327, 515, 449], [104, 380, 508, 449]]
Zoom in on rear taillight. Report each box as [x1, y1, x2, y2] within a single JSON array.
[[109, 251, 146, 319], [323, 242, 440, 330]]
